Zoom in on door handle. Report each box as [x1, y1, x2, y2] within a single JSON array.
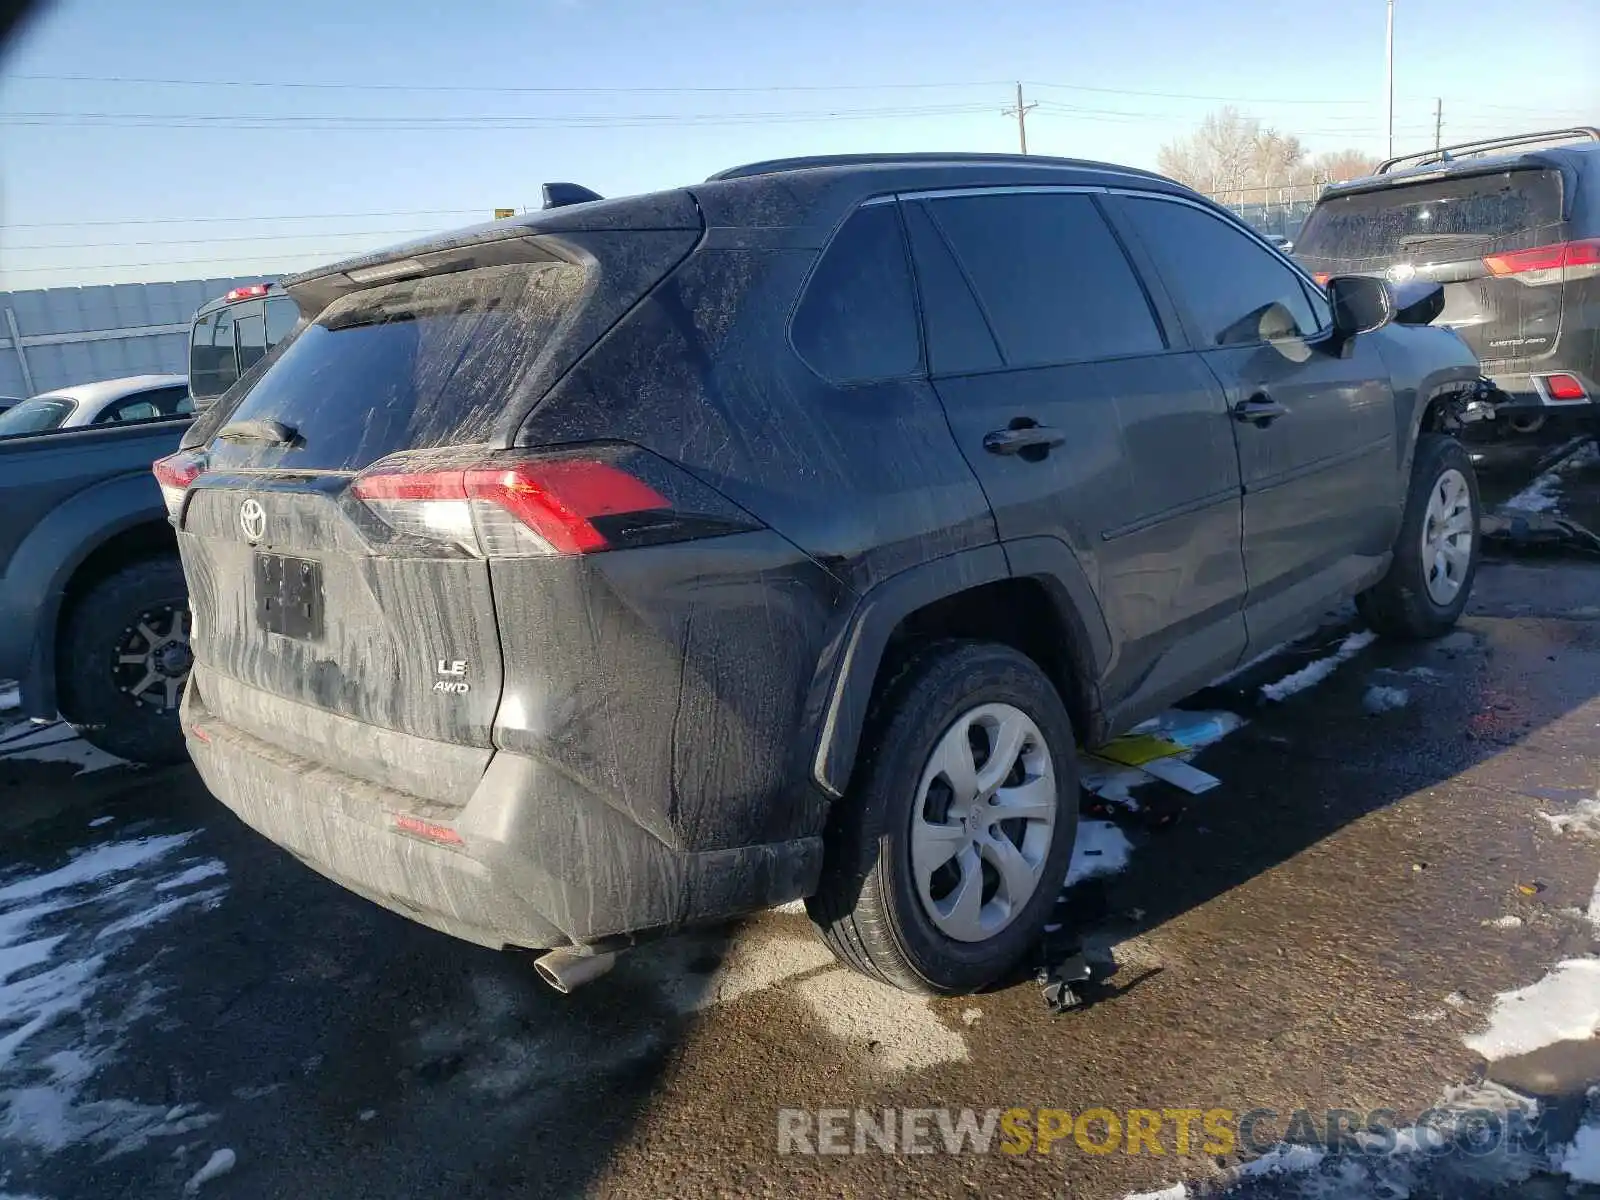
[[983, 425, 1068, 456], [1232, 393, 1289, 427]]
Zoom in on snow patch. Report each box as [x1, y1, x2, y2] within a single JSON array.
[[184, 1147, 236, 1193], [1065, 820, 1134, 886], [0, 724, 124, 774], [1483, 915, 1524, 929], [769, 898, 808, 915], [1361, 685, 1410, 713], [1463, 959, 1600, 1060], [1503, 438, 1600, 514], [1124, 1187, 1188, 1200], [0, 833, 226, 1158], [1539, 797, 1600, 840], [1237, 1142, 1328, 1177], [1562, 1090, 1600, 1184], [1260, 631, 1377, 702]]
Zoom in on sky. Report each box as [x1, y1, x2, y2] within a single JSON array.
[[0, 0, 1594, 291]]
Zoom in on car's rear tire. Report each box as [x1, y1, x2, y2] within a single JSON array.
[[58, 556, 191, 766], [1356, 433, 1480, 640], [806, 640, 1079, 994]]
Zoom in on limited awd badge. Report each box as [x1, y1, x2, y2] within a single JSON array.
[[239, 498, 266, 543]]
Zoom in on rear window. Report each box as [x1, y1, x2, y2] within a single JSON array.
[[209, 261, 586, 471], [1294, 168, 1565, 267]]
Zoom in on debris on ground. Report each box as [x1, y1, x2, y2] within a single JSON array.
[[1080, 709, 1243, 802]]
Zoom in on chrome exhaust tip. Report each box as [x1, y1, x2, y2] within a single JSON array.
[[533, 946, 617, 993]]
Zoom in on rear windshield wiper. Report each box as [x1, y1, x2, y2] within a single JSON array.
[[216, 418, 298, 446]]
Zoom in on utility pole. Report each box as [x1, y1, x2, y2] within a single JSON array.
[[1385, 0, 1396, 159], [1433, 97, 1443, 150], [1003, 82, 1037, 155]]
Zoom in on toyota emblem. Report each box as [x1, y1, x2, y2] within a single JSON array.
[[239, 498, 266, 543]]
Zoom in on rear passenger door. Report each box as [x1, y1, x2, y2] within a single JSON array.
[[904, 189, 1248, 713], [1110, 194, 1400, 656]]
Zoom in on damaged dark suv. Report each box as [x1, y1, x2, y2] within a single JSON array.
[[163, 154, 1484, 995]]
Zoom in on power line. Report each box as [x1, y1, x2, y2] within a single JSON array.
[[12, 69, 1396, 107], [11, 72, 1010, 94], [0, 248, 394, 275], [0, 208, 485, 229], [0, 104, 994, 132], [0, 226, 445, 251]]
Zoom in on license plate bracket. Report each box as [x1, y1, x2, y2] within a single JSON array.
[[255, 553, 324, 639]]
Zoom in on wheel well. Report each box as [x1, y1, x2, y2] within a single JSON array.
[[880, 578, 1100, 743], [60, 521, 178, 615]]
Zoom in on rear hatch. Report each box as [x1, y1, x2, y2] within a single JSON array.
[[173, 227, 699, 798], [1293, 166, 1575, 366]]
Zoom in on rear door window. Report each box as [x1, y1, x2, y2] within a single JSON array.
[[923, 191, 1164, 368], [190, 307, 240, 401], [96, 398, 160, 424], [1120, 197, 1322, 346], [1293, 169, 1565, 268], [210, 261, 587, 471], [791, 203, 922, 384], [234, 299, 268, 371]]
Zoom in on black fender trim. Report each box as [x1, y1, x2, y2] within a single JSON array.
[[0, 473, 172, 719], [809, 538, 1113, 798]]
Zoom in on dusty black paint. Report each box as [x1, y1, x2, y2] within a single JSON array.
[[178, 154, 1485, 955]]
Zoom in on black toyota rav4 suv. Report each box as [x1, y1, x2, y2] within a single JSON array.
[[1295, 128, 1599, 436], [163, 154, 1484, 995]]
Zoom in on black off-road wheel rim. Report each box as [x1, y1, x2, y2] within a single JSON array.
[[111, 603, 192, 713]]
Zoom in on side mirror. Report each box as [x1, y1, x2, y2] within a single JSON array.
[[1327, 274, 1395, 338]]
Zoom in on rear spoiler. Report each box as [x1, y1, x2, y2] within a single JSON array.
[[280, 188, 702, 316]]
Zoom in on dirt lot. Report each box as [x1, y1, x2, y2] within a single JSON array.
[[1, 443, 1598, 1200]]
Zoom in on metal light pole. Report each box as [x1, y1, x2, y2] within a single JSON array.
[[1385, 0, 1395, 159]]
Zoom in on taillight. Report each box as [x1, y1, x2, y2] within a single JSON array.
[[1541, 373, 1588, 402], [350, 445, 759, 557], [223, 283, 271, 302], [152, 449, 208, 520], [1312, 272, 1331, 286], [1482, 238, 1600, 285]]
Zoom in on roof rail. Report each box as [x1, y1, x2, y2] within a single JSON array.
[[1376, 127, 1600, 174], [707, 151, 1164, 182]]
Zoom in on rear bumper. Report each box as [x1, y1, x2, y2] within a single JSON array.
[[182, 678, 821, 950], [1485, 368, 1596, 412]]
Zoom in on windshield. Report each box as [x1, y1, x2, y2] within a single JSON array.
[[1294, 168, 1565, 267], [0, 396, 76, 436]]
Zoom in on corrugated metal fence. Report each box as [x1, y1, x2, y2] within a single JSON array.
[[0, 276, 280, 397]]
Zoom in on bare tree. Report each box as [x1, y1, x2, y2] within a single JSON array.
[[1307, 149, 1382, 184], [1158, 109, 1379, 204]]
